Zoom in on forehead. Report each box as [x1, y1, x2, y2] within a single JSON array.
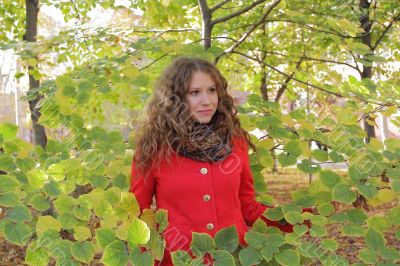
[[188, 71, 216, 88]]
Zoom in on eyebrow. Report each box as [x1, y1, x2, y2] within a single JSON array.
[[189, 86, 216, 90]]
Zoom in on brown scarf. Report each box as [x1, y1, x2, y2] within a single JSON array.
[[178, 111, 232, 163]]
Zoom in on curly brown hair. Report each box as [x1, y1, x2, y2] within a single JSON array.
[[133, 56, 256, 179]]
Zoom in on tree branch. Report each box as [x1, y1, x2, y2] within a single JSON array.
[[262, 19, 368, 38], [215, 0, 281, 62], [372, 13, 400, 51], [210, 0, 268, 26], [232, 50, 344, 97], [248, 48, 362, 74], [275, 58, 303, 102], [210, 0, 230, 13]]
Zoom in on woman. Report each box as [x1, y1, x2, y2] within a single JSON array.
[[130, 57, 307, 265]]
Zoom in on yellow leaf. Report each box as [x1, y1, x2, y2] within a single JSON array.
[[140, 209, 156, 230], [74, 226, 92, 241], [377, 189, 396, 203], [366, 138, 383, 151]]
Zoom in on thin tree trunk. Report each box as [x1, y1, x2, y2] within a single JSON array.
[[198, 0, 213, 49], [359, 0, 375, 143], [26, 0, 47, 148]]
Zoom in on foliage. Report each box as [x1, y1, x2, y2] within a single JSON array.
[[1, 0, 400, 265]]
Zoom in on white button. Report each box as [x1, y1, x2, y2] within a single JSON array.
[[203, 194, 211, 202], [200, 167, 208, 174], [206, 223, 214, 230]]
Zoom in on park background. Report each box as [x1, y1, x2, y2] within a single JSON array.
[[0, 0, 399, 265]]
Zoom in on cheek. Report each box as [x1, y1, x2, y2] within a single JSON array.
[[186, 97, 197, 111]]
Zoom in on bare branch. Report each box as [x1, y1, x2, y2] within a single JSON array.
[[210, 0, 268, 26], [210, 0, 230, 13], [216, 0, 281, 62], [248, 48, 362, 74], [232, 50, 344, 97], [275, 59, 303, 102], [372, 13, 400, 51], [262, 19, 368, 38]]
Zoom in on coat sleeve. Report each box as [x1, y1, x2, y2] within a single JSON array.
[[129, 157, 156, 213], [238, 137, 308, 232]]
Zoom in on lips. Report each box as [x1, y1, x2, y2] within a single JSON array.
[[198, 110, 213, 114]]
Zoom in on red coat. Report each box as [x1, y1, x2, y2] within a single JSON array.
[[130, 136, 297, 265]]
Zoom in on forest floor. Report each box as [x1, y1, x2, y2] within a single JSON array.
[[0, 169, 399, 265]]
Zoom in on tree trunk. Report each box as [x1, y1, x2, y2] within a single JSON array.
[[26, 0, 47, 148], [359, 0, 375, 143], [198, 0, 213, 49]]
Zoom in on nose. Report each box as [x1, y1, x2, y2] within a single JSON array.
[[200, 92, 212, 105]]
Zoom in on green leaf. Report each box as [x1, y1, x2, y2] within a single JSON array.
[[211, 249, 235, 266], [245, 231, 265, 249], [317, 203, 335, 216], [239, 247, 262, 266], [146, 230, 165, 261], [275, 249, 300, 266], [171, 250, 192, 266], [264, 207, 284, 221], [297, 159, 321, 174], [70, 241, 95, 264], [15, 157, 36, 172], [342, 224, 364, 236], [130, 247, 154, 266], [359, 248, 378, 264], [127, 217, 150, 248], [25, 241, 50, 266], [0, 123, 18, 140], [73, 203, 91, 221], [36, 215, 62, 236], [321, 239, 339, 251], [43, 180, 61, 198], [48, 239, 72, 260], [311, 149, 329, 162], [29, 194, 50, 211], [284, 211, 304, 225], [310, 225, 328, 237], [356, 182, 378, 199], [26, 169, 46, 189], [278, 153, 298, 167], [101, 240, 129, 266], [364, 228, 385, 252], [4, 221, 32, 245], [293, 224, 308, 236], [0, 175, 20, 192], [381, 247, 400, 261], [347, 209, 368, 224], [155, 209, 168, 233], [95, 228, 117, 249], [333, 183, 356, 204], [191, 232, 215, 257], [94, 199, 113, 217], [0, 192, 20, 207], [214, 225, 239, 253], [388, 206, 400, 225], [54, 194, 75, 213], [367, 216, 391, 232], [261, 245, 276, 262], [7, 205, 32, 223], [0, 154, 16, 172], [285, 141, 302, 156], [319, 170, 341, 188]]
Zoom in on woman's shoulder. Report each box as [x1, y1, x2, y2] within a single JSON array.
[[232, 135, 249, 151]]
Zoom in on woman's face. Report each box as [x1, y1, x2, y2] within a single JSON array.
[[186, 71, 219, 124]]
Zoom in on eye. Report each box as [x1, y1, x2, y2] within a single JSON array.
[[209, 87, 216, 92], [190, 90, 199, 95]]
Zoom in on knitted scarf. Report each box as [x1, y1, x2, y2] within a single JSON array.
[[178, 111, 232, 163]]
